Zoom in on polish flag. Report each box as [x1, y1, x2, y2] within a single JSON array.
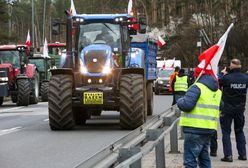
[[195, 23, 234, 79], [70, 0, 77, 16], [25, 30, 31, 48], [43, 38, 49, 58], [171, 57, 175, 68], [128, 0, 133, 15], [158, 35, 165, 48]]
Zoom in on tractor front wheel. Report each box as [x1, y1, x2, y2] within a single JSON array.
[[120, 74, 145, 129], [17, 79, 30, 106], [40, 82, 49, 102], [30, 72, 39, 104], [48, 75, 75, 130]]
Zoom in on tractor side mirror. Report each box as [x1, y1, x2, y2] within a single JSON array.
[[52, 18, 61, 35], [138, 16, 147, 34]]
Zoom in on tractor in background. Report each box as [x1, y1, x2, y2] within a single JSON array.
[[48, 42, 66, 68], [29, 54, 51, 101], [0, 45, 39, 106], [48, 12, 157, 130]]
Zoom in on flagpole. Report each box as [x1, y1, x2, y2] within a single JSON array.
[[32, 0, 35, 51]]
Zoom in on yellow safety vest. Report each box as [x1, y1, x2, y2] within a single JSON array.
[[174, 76, 188, 92], [179, 83, 222, 130]]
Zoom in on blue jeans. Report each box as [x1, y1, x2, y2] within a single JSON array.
[[184, 133, 211, 168]]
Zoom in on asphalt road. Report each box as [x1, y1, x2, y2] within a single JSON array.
[[0, 95, 173, 168]]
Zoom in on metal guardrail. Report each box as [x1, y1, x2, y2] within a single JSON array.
[[75, 106, 181, 168]]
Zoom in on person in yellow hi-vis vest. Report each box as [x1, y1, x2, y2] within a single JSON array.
[[172, 68, 189, 103], [177, 69, 223, 168]]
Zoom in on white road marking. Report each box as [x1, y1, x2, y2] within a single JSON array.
[[0, 126, 22, 136], [43, 119, 49, 122], [0, 106, 24, 113]]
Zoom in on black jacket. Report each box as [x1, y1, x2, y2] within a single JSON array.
[[219, 68, 248, 114]]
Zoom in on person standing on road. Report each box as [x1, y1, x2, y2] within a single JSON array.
[[177, 69, 222, 168], [169, 66, 180, 105], [219, 58, 248, 162], [172, 68, 189, 103]]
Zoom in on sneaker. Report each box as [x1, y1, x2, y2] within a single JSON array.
[[238, 156, 247, 160], [210, 151, 217, 157], [221, 156, 233, 162]]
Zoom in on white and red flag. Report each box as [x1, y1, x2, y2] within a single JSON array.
[[128, 0, 133, 15], [171, 57, 175, 68], [25, 30, 31, 48], [158, 35, 165, 48], [43, 38, 49, 58], [70, 0, 77, 16], [195, 23, 234, 79]]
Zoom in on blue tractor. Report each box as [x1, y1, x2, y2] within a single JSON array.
[[48, 13, 157, 130]]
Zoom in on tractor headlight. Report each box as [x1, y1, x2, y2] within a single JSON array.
[[158, 80, 163, 84], [0, 77, 8, 82], [80, 60, 88, 74], [102, 66, 111, 74], [102, 59, 112, 74], [80, 66, 88, 74]]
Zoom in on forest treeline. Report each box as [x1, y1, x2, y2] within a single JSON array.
[[0, 0, 247, 68]]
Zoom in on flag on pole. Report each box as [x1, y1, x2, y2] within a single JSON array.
[[43, 38, 49, 58], [26, 30, 31, 48], [128, 0, 133, 15], [171, 57, 175, 68], [195, 23, 234, 79], [158, 35, 165, 48], [70, 0, 77, 16]]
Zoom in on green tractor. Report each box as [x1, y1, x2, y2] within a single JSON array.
[[29, 54, 52, 101]]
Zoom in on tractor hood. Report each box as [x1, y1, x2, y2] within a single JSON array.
[[80, 44, 114, 76]]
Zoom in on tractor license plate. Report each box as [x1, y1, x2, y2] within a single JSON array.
[[84, 92, 103, 104]]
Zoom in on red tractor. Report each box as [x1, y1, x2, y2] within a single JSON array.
[[0, 45, 39, 106]]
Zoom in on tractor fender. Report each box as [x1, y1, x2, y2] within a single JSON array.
[[121, 68, 144, 76], [25, 64, 37, 78], [50, 68, 75, 88]]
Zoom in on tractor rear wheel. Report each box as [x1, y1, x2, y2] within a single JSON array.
[[120, 74, 145, 129], [30, 72, 39, 104], [40, 82, 49, 102], [48, 75, 75, 130], [147, 82, 154, 115], [0, 97, 3, 106], [17, 79, 30, 106]]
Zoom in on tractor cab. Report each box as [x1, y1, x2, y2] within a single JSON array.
[[0, 45, 39, 106], [69, 14, 142, 82], [48, 42, 66, 68], [0, 45, 29, 83]]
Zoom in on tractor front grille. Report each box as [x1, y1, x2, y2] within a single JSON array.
[[84, 50, 107, 73]]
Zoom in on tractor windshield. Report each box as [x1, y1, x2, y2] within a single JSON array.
[[29, 58, 46, 72], [0, 50, 20, 68], [78, 23, 121, 52]]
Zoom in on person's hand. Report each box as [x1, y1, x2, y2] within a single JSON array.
[[221, 67, 227, 75]]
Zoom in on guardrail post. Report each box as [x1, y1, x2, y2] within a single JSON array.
[[119, 147, 141, 168], [169, 121, 180, 153], [163, 115, 180, 154], [175, 107, 184, 139], [146, 129, 165, 168]]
